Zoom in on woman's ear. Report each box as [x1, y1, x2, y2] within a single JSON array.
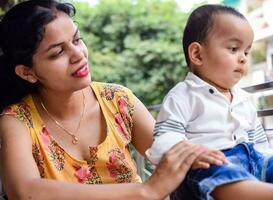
[[15, 65, 37, 83], [188, 42, 203, 66]]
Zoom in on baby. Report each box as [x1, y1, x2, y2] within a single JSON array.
[[147, 4, 273, 200]]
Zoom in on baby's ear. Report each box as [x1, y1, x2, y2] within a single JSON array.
[[188, 42, 203, 66], [15, 65, 38, 83]]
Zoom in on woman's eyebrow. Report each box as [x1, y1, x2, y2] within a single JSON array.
[[44, 29, 79, 53]]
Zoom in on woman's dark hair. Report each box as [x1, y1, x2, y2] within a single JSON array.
[[182, 4, 247, 67], [0, 0, 76, 112]]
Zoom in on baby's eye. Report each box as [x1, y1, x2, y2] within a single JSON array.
[[244, 51, 249, 56], [228, 47, 238, 53]]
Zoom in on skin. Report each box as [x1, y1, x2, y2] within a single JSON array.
[[0, 11, 208, 200], [189, 13, 273, 200]]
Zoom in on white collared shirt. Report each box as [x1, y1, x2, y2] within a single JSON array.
[[147, 72, 271, 164]]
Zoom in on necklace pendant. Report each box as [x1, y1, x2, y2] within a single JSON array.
[[72, 136, 79, 145]]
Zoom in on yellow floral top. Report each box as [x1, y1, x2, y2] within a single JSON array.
[[2, 82, 141, 184]]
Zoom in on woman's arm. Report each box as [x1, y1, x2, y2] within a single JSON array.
[[0, 115, 204, 200], [0, 115, 150, 200], [131, 96, 155, 157]]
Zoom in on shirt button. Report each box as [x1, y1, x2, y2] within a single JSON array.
[[209, 89, 214, 94], [232, 133, 236, 140]]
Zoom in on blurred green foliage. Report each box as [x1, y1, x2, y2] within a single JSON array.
[[74, 0, 189, 106]]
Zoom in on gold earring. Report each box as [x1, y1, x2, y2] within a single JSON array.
[[29, 79, 36, 83]]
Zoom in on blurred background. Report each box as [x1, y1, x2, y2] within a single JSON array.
[[1, 0, 273, 111], [2, 0, 273, 179]]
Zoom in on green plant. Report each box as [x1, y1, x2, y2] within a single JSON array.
[[74, 0, 189, 105]]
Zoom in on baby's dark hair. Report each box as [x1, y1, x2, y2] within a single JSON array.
[[182, 4, 247, 67], [0, 0, 75, 112]]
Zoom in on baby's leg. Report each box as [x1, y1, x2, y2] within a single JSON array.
[[265, 156, 273, 183], [172, 143, 273, 200], [211, 146, 273, 200], [212, 180, 273, 200], [183, 161, 258, 200]]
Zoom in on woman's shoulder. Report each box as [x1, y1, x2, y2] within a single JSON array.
[[91, 81, 134, 101], [91, 81, 131, 91], [1, 94, 33, 125]]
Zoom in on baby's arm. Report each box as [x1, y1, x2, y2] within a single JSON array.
[[146, 91, 227, 167], [146, 132, 186, 164], [148, 133, 227, 168], [146, 93, 188, 164]]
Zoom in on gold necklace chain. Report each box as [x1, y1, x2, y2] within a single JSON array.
[[39, 91, 86, 145]]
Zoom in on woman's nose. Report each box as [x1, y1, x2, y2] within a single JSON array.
[[69, 45, 84, 63]]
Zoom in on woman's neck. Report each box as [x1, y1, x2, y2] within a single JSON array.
[[35, 88, 86, 120]]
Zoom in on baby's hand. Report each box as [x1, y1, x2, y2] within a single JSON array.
[[191, 147, 228, 170]]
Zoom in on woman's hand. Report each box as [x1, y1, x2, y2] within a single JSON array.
[[143, 141, 205, 200], [191, 147, 228, 170]]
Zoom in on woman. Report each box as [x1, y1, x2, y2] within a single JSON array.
[[0, 1, 204, 199]]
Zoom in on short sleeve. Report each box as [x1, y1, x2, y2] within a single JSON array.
[[154, 91, 190, 139], [1, 100, 33, 128], [95, 82, 136, 144], [114, 85, 135, 135], [146, 89, 190, 164], [247, 101, 273, 154]]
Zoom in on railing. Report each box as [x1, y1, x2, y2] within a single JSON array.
[[243, 81, 273, 147], [243, 81, 273, 117]]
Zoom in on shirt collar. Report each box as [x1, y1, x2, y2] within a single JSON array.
[[184, 72, 211, 88], [184, 72, 250, 103]]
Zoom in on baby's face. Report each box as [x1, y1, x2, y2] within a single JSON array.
[[196, 13, 254, 91]]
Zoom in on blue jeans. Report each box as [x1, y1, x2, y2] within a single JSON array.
[[170, 143, 273, 200]]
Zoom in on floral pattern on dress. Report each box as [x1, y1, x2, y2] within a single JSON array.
[[73, 164, 92, 183], [3, 101, 33, 128], [114, 95, 134, 142], [32, 143, 45, 178], [40, 127, 65, 171], [73, 147, 102, 184], [106, 148, 133, 183], [73, 164, 102, 184], [88, 147, 99, 166], [100, 84, 123, 100], [100, 83, 134, 143]]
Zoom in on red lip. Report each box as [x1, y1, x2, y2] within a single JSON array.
[[72, 63, 89, 77]]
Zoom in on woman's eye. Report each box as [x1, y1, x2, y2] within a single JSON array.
[[50, 49, 63, 59], [73, 37, 83, 45]]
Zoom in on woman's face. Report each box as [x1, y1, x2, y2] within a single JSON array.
[[31, 11, 90, 93]]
